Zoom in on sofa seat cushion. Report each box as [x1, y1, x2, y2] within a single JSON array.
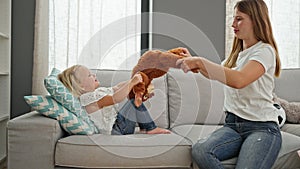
[[55, 133, 191, 168], [171, 124, 223, 144], [172, 124, 300, 168]]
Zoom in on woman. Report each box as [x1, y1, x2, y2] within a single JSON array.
[[176, 0, 282, 168]]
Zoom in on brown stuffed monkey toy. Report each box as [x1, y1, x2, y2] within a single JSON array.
[[129, 47, 193, 107]]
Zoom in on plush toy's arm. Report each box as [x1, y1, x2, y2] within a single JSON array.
[[133, 49, 184, 74]]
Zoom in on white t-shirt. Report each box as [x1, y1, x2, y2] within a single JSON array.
[[80, 87, 117, 135], [224, 41, 280, 124]]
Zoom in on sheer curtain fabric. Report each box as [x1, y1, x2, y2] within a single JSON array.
[[33, 0, 141, 95]]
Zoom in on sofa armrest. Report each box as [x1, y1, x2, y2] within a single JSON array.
[[7, 111, 65, 169]]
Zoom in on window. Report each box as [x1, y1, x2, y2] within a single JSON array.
[[49, 0, 142, 71], [226, 0, 300, 69]]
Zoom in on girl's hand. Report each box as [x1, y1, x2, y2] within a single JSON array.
[[131, 73, 143, 85], [176, 57, 202, 73]]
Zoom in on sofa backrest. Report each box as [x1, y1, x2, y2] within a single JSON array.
[[94, 68, 300, 129], [167, 69, 225, 128], [166, 68, 300, 128], [94, 69, 169, 128], [94, 69, 226, 129], [274, 69, 300, 102]]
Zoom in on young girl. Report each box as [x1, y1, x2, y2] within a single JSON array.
[[176, 0, 282, 168], [58, 65, 170, 135]]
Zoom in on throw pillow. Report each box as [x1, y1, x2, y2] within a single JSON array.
[[44, 68, 99, 134], [273, 93, 300, 124], [24, 95, 96, 135], [44, 68, 82, 113]]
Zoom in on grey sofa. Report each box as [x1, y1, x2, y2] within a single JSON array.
[[7, 69, 300, 169]]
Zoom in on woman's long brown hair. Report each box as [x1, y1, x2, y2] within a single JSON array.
[[224, 0, 281, 77]]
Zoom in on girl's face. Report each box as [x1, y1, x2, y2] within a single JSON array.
[[76, 66, 100, 92], [232, 9, 255, 41]]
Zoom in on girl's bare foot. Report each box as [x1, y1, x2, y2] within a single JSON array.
[[146, 127, 171, 134], [139, 129, 146, 134]]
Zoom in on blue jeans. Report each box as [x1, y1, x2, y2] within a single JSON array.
[[111, 99, 157, 135], [192, 112, 282, 169]]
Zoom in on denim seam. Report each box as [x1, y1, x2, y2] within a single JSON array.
[[211, 137, 242, 156], [258, 131, 281, 169]]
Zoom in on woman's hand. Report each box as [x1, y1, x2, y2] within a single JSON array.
[[177, 47, 192, 57], [176, 57, 202, 73]]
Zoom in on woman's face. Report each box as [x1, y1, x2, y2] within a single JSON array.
[[75, 66, 100, 92], [232, 9, 255, 41]]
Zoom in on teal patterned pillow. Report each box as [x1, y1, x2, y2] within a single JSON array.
[[44, 68, 82, 113], [24, 95, 96, 135], [44, 68, 99, 134]]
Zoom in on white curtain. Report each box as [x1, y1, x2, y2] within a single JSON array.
[[225, 0, 300, 69], [33, 0, 142, 95], [32, 0, 50, 95]]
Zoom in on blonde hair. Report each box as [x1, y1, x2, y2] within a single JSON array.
[[224, 0, 281, 77], [58, 65, 85, 97]]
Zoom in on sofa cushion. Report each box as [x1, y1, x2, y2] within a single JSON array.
[[94, 69, 169, 128], [274, 69, 300, 102], [55, 133, 191, 168], [273, 93, 300, 124], [44, 68, 99, 134], [24, 95, 96, 135], [44, 68, 81, 112], [167, 69, 225, 128]]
